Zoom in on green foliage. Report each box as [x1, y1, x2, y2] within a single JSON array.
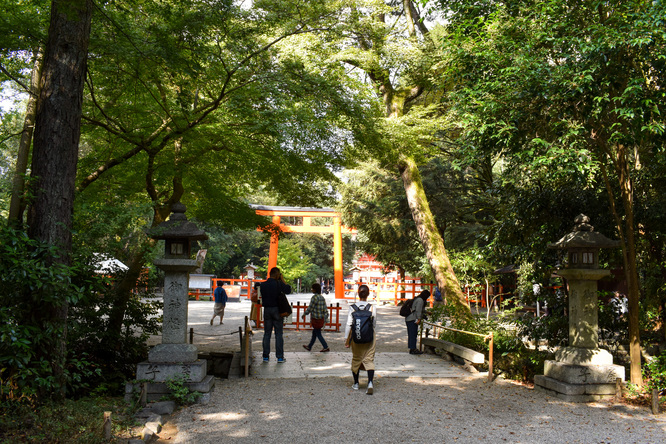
[[1, 223, 162, 407], [0, 395, 133, 443], [427, 302, 521, 354], [163, 374, 201, 406], [426, 301, 553, 381], [644, 351, 666, 396], [201, 228, 268, 278], [0, 224, 98, 406], [517, 309, 568, 349], [598, 292, 629, 352], [449, 248, 494, 288], [67, 270, 162, 396]]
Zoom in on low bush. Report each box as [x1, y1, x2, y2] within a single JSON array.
[[0, 396, 135, 443], [425, 301, 554, 382]]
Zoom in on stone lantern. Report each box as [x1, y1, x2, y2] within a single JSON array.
[[534, 214, 624, 402], [130, 203, 215, 402], [244, 263, 257, 280]]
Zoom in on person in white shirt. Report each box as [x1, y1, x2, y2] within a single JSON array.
[[345, 284, 376, 394]]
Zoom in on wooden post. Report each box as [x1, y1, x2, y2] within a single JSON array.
[[103, 411, 112, 440], [244, 316, 250, 378], [487, 332, 494, 383], [652, 388, 660, 415]]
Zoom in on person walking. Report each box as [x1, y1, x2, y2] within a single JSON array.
[[345, 284, 376, 394], [302, 283, 330, 352], [433, 286, 444, 306], [260, 267, 292, 363], [250, 282, 261, 328], [405, 290, 430, 354], [210, 281, 228, 325]]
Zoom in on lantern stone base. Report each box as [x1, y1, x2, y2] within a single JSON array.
[[128, 358, 215, 404], [137, 359, 208, 382], [125, 375, 216, 403], [534, 358, 625, 402]]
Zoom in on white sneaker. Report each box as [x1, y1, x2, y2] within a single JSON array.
[[366, 381, 374, 395], [351, 383, 359, 390]]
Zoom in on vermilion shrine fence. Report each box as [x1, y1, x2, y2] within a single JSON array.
[[188, 277, 516, 310]]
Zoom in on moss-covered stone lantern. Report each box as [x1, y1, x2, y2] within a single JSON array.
[[534, 214, 624, 402]]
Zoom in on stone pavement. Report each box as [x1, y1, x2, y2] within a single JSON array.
[[147, 293, 474, 379], [148, 294, 432, 355], [250, 351, 470, 379]]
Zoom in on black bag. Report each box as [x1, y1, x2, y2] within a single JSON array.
[[351, 304, 374, 343], [399, 298, 415, 317], [277, 292, 292, 317]]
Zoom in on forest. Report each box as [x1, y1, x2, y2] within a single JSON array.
[[1, 0, 666, 438]]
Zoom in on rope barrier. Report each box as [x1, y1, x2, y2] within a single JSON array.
[[190, 331, 240, 337]]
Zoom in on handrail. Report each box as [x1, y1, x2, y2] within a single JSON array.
[[421, 320, 494, 383]]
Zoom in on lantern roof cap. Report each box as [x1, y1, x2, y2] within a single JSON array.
[[149, 202, 208, 241], [548, 214, 619, 249]]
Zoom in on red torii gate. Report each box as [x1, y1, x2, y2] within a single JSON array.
[[250, 205, 356, 299]]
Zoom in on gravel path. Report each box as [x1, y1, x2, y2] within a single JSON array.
[[171, 376, 666, 443], [149, 297, 666, 443]]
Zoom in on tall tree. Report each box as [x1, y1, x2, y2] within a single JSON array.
[[438, 0, 666, 384], [26, 0, 93, 400], [7, 49, 42, 224], [71, 0, 378, 338], [332, 0, 469, 312]]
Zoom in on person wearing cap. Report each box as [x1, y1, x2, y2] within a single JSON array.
[[405, 290, 430, 354]]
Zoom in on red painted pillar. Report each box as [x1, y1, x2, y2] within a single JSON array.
[[268, 215, 280, 272], [334, 216, 344, 299]]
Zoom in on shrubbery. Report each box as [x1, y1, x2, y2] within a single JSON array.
[[425, 301, 549, 381], [0, 224, 161, 412]]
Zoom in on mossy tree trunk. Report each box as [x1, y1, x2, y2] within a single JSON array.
[[398, 155, 469, 312]]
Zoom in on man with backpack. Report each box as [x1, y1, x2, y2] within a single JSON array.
[[404, 290, 430, 355], [344, 284, 376, 394]]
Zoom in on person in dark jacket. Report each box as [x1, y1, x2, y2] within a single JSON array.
[[405, 290, 430, 354], [260, 267, 292, 363]]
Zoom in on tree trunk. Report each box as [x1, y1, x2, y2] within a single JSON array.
[[105, 247, 151, 342], [615, 144, 643, 386], [8, 48, 43, 225], [26, 0, 93, 401], [599, 145, 642, 386], [398, 154, 469, 314]]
